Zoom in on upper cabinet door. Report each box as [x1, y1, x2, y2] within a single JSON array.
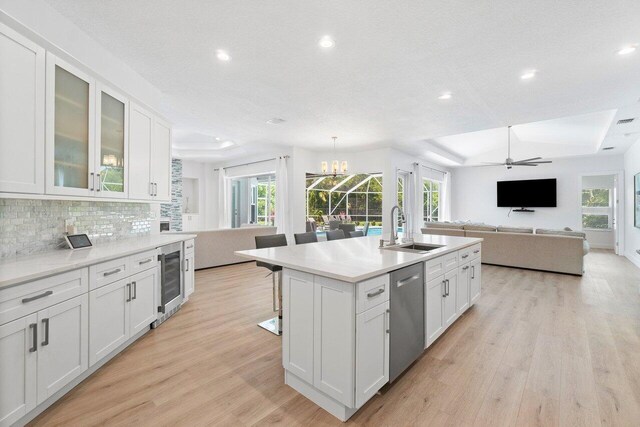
[[46, 53, 96, 196], [0, 23, 45, 194], [95, 83, 128, 199], [128, 102, 153, 200], [152, 118, 172, 202]]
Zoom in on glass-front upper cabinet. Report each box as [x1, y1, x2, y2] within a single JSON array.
[[95, 83, 128, 198], [46, 53, 95, 196]]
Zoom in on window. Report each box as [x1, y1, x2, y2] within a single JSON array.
[[423, 178, 440, 222], [230, 173, 276, 228], [581, 188, 612, 230], [254, 175, 276, 226]]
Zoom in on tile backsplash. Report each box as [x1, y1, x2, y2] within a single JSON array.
[[0, 199, 153, 259]]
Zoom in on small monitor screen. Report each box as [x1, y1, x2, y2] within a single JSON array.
[[67, 234, 92, 249]]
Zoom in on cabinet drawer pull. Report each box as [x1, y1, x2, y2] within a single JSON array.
[[385, 309, 390, 334], [29, 323, 37, 352], [41, 318, 50, 346], [126, 283, 132, 302], [442, 280, 446, 298], [90, 172, 95, 191], [132, 281, 137, 300], [103, 268, 122, 277], [185, 258, 190, 272], [366, 288, 385, 298], [22, 290, 53, 303], [473, 250, 480, 254], [96, 173, 101, 192], [461, 254, 469, 259], [462, 266, 469, 270], [397, 274, 420, 287], [186, 244, 194, 249], [471, 266, 475, 279], [139, 259, 152, 265]]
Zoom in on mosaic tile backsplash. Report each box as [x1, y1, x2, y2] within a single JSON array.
[[0, 199, 153, 259], [160, 158, 183, 231]]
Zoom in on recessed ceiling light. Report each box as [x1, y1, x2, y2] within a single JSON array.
[[438, 92, 452, 100], [215, 137, 221, 141], [617, 45, 637, 55], [266, 118, 286, 125], [216, 49, 231, 61], [520, 70, 537, 80], [319, 36, 335, 49]]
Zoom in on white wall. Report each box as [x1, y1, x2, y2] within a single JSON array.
[[451, 155, 624, 231], [624, 140, 640, 268]]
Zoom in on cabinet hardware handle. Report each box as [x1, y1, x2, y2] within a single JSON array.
[[185, 258, 189, 272], [186, 245, 194, 249], [461, 254, 469, 259], [126, 283, 132, 302], [29, 323, 37, 352], [153, 183, 158, 196], [473, 250, 480, 254], [446, 279, 450, 296], [149, 182, 153, 196], [41, 318, 49, 346], [96, 173, 101, 192], [462, 266, 469, 270], [22, 290, 53, 303], [385, 309, 390, 333], [471, 266, 475, 279], [90, 172, 95, 191], [442, 280, 446, 298], [367, 288, 385, 298], [139, 259, 152, 265], [132, 281, 137, 300], [397, 274, 420, 287], [103, 268, 122, 277]]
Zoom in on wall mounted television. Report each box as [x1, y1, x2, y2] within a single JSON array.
[[497, 178, 557, 208]]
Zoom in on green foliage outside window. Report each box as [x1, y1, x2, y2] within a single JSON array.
[[582, 189, 609, 207], [582, 214, 609, 229]]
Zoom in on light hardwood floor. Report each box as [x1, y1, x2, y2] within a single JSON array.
[[30, 250, 640, 426]]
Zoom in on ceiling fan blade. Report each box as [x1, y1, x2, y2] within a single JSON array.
[[514, 163, 538, 166], [524, 160, 553, 164], [513, 157, 542, 163]]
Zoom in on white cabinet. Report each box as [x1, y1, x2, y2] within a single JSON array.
[[152, 118, 172, 202], [355, 300, 389, 408], [182, 214, 201, 232], [88, 279, 129, 366], [457, 264, 470, 314], [45, 53, 96, 197], [313, 276, 355, 406], [128, 103, 171, 201], [36, 294, 88, 403], [470, 258, 481, 306], [95, 83, 128, 198], [89, 267, 157, 366], [282, 270, 315, 383], [184, 252, 195, 299], [425, 276, 445, 347], [0, 23, 45, 194], [129, 268, 158, 336], [443, 270, 458, 327], [0, 314, 37, 427]]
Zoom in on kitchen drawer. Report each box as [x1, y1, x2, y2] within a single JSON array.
[[0, 268, 88, 326], [129, 249, 158, 275], [458, 246, 472, 264], [425, 252, 458, 282], [184, 239, 195, 256], [356, 274, 390, 314], [89, 256, 130, 290], [469, 244, 481, 261]]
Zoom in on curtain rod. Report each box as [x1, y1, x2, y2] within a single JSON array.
[[413, 162, 448, 175], [214, 155, 289, 172]]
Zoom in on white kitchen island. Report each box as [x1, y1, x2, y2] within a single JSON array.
[[236, 234, 482, 422]]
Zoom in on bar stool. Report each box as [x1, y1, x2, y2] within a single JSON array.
[[326, 229, 346, 241], [255, 234, 288, 335], [294, 232, 318, 244]]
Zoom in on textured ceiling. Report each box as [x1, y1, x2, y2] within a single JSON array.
[[44, 0, 640, 162]]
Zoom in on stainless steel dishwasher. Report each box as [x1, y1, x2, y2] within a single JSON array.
[[389, 262, 425, 382]]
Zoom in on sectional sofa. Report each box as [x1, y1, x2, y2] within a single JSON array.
[[421, 222, 590, 275]]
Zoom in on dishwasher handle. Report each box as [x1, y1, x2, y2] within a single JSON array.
[[396, 274, 420, 287]]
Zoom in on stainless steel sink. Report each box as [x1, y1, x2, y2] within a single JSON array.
[[382, 243, 444, 254]]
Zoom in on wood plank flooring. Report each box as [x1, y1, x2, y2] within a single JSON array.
[[29, 250, 640, 426]]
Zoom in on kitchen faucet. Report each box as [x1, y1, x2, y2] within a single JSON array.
[[389, 205, 406, 246]]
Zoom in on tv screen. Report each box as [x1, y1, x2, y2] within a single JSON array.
[[497, 178, 557, 208]]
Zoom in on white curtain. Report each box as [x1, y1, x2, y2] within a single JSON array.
[[401, 170, 416, 236], [275, 156, 291, 243], [413, 163, 424, 232], [217, 169, 231, 228], [440, 171, 452, 222]]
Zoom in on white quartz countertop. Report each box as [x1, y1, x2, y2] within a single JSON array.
[[236, 234, 482, 283], [0, 234, 197, 289]]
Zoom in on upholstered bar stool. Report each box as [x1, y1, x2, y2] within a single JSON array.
[[254, 234, 288, 335]]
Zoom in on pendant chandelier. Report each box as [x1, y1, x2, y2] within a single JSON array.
[[321, 136, 348, 175]]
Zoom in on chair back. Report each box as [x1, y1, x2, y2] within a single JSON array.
[[326, 229, 346, 241], [349, 231, 364, 238], [295, 232, 318, 245], [255, 233, 288, 249], [338, 223, 356, 236], [329, 220, 341, 230], [362, 222, 370, 236]]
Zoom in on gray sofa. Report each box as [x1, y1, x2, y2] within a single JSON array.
[[421, 222, 589, 276], [170, 226, 278, 269]]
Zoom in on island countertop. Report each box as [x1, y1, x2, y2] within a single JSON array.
[[235, 234, 482, 283], [0, 233, 197, 289]]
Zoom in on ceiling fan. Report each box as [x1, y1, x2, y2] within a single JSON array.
[[483, 126, 552, 169]]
